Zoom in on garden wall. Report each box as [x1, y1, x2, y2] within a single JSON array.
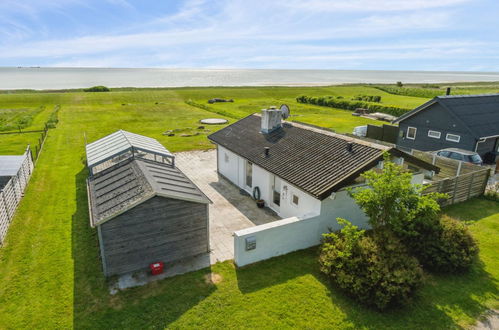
[[233, 190, 369, 267]]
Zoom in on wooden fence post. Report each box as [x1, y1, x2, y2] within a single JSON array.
[[467, 172, 475, 199], [451, 177, 459, 205], [456, 161, 462, 176]]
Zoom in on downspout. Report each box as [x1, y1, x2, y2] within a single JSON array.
[[474, 138, 486, 152]]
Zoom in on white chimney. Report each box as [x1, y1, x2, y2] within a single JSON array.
[[261, 107, 282, 134]]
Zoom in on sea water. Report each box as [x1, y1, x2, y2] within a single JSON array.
[[1, 67, 499, 90]]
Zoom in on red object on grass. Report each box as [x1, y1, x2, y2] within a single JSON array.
[[150, 262, 164, 275]]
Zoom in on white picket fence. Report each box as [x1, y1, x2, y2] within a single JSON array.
[[0, 147, 34, 245]]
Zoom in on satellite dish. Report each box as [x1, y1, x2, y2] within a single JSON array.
[[280, 104, 290, 119]]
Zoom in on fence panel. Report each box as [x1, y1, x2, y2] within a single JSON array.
[[0, 147, 34, 245], [424, 168, 490, 206]]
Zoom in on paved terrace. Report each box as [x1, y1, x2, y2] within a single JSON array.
[[113, 149, 280, 292], [176, 149, 280, 262]]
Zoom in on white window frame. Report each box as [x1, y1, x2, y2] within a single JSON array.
[[406, 127, 417, 140], [446, 133, 461, 143], [428, 130, 441, 139], [291, 194, 299, 206]]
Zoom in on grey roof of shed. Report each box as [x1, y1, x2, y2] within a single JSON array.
[[394, 94, 499, 138], [86, 130, 174, 168], [208, 114, 437, 200], [87, 158, 210, 227], [0, 155, 25, 177]]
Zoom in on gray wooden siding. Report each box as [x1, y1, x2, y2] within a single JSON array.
[[397, 103, 476, 152], [99, 196, 209, 276], [476, 137, 498, 157]]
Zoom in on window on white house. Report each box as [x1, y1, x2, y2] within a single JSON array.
[[224, 153, 229, 162], [446, 133, 461, 143], [428, 130, 441, 139], [406, 127, 417, 140], [292, 194, 299, 206]]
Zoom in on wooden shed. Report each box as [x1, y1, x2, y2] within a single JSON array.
[[86, 131, 210, 276]]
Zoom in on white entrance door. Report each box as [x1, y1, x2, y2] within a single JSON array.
[[271, 175, 281, 212]]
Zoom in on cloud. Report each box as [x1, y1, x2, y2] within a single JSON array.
[[281, 0, 470, 12], [0, 0, 496, 71]]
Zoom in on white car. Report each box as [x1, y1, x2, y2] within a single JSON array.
[[352, 125, 367, 137]]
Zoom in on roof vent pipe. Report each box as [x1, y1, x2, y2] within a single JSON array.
[[264, 147, 270, 157], [446, 87, 451, 95], [346, 142, 353, 153]]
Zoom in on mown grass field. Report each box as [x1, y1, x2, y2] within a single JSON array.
[[0, 85, 497, 329]]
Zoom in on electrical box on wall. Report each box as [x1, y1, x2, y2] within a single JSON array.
[[245, 236, 256, 251]]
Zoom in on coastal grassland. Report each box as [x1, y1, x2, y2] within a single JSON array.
[[0, 86, 497, 329], [1, 86, 427, 154]]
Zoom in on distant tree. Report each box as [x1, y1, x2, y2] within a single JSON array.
[[84, 86, 110, 92], [396, 81, 403, 87]]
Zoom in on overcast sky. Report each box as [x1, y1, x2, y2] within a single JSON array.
[[1, 0, 498, 71]]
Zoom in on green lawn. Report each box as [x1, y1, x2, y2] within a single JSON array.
[[0, 86, 497, 329]]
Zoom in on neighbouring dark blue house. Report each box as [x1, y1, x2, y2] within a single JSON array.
[[394, 94, 499, 162]]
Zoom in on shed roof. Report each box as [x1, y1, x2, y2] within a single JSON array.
[[208, 114, 437, 200], [394, 94, 499, 138], [86, 130, 174, 169], [0, 155, 25, 177], [87, 158, 210, 227]]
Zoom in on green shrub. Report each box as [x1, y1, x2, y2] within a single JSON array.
[[483, 184, 499, 202], [374, 86, 444, 98], [396, 81, 403, 87], [296, 95, 409, 117], [421, 84, 440, 89], [46, 105, 60, 128], [319, 219, 423, 310], [352, 94, 382, 102], [404, 216, 478, 273], [83, 86, 110, 92]]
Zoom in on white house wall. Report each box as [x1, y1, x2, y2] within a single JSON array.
[[217, 145, 242, 187], [277, 178, 321, 219], [217, 145, 321, 218]]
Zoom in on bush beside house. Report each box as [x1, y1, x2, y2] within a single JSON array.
[[319, 220, 423, 310], [319, 155, 479, 309]]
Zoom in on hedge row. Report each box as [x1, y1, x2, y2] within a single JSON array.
[[352, 94, 382, 102], [374, 86, 445, 98], [296, 95, 410, 117]]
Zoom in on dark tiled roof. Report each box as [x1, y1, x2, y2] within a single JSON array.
[[208, 114, 389, 200], [88, 159, 210, 227], [395, 94, 499, 138]]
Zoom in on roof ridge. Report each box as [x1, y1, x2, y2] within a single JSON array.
[[251, 113, 389, 150], [119, 129, 132, 147], [437, 93, 499, 99]]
